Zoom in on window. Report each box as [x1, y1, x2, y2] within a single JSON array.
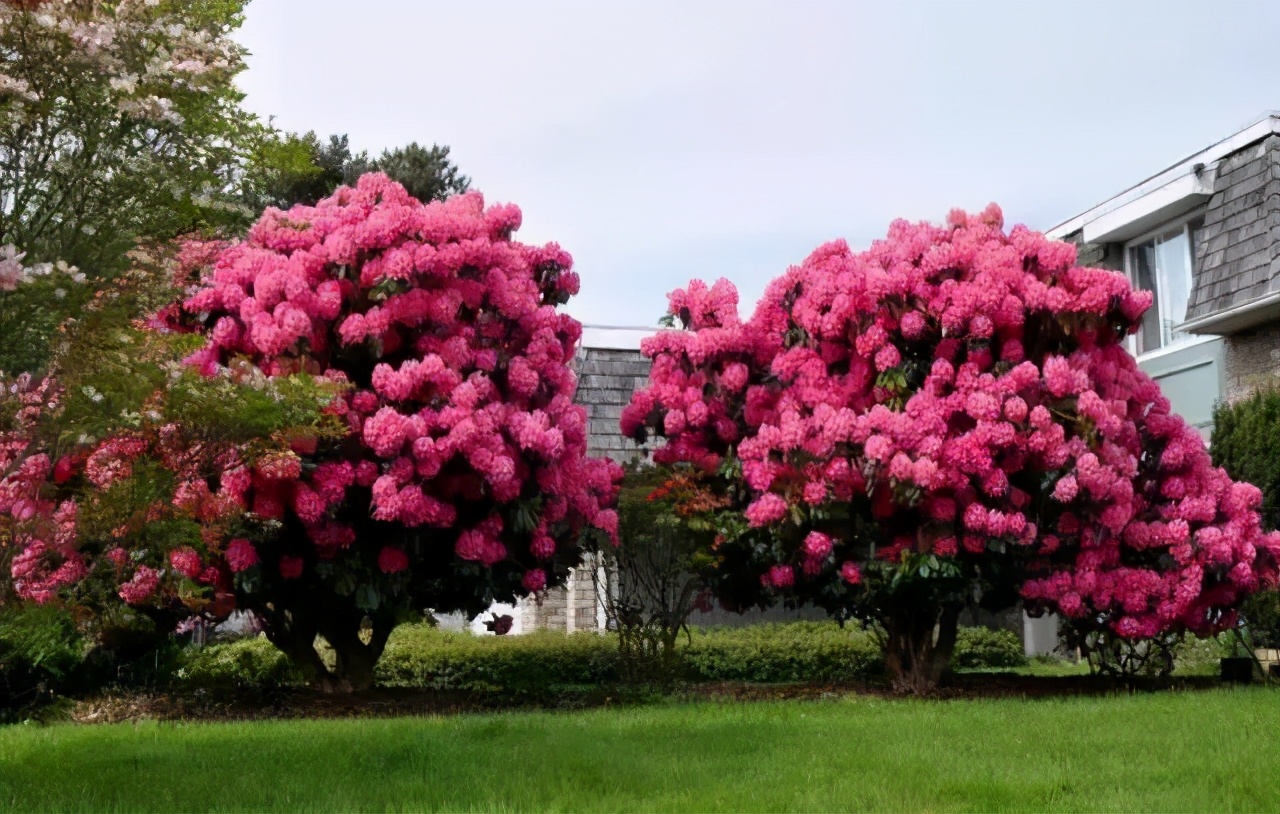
[[1125, 214, 1203, 355]]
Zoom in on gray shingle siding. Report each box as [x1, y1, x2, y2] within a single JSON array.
[[1186, 135, 1280, 320], [572, 345, 651, 464]]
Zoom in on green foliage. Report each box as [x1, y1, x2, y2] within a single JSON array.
[[372, 143, 470, 205], [246, 133, 469, 210], [0, 604, 85, 714], [0, 266, 93, 375], [1211, 384, 1280, 530], [1170, 634, 1235, 677], [0, 0, 264, 278], [375, 626, 618, 697], [1241, 590, 1280, 649], [162, 370, 346, 447], [680, 622, 882, 683], [603, 463, 715, 683], [176, 636, 303, 692], [951, 626, 1027, 669]]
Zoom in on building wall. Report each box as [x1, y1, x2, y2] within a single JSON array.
[[1224, 322, 1280, 403]]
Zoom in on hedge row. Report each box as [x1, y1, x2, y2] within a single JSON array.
[[5, 612, 1038, 703]]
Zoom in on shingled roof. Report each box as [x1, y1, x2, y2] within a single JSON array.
[[573, 327, 655, 464], [1185, 134, 1280, 325]]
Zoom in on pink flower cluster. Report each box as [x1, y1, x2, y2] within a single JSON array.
[[177, 173, 619, 593], [625, 204, 1280, 640]]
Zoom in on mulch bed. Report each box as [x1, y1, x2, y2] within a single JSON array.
[[63, 673, 1231, 725]]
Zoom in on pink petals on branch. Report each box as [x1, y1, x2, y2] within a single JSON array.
[[626, 204, 1280, 641]]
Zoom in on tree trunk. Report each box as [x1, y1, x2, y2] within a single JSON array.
[[258, 604, 392, 694], [315, 617, 392, 694], [881, 602, 961, 694]]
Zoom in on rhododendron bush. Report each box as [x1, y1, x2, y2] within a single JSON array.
[[1, 174, 620, 691], [623, 205, 1280, 692]]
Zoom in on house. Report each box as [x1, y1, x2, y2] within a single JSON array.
[[1046, 112, 1280, 428]]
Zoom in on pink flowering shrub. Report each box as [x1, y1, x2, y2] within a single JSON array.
[[0, 174, 620, 692], [624, 204, 1280, 691]]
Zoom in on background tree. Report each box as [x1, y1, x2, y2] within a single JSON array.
[[0, 0, 268, 375], [0, 0, 262, 276], [1, 175, 620, 692], [622, 205, 1280, 692], [1212, 384, 1280, 650], [246, 133, 467, 211]]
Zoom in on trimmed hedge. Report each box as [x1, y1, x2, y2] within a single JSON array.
[[174, 622, 887, 694], [176, 636, 303, 692], [682, 622, 881, 683], [952, 627, 1027, 670], [376, 627, 618, 696]]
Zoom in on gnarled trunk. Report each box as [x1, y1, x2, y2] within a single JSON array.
[[881, 602, 961, 694], [257, 603, 393, 693]]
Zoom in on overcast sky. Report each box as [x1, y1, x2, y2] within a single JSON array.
[[236, 0, 1280, 327]]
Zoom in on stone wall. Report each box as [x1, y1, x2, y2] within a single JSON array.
[[1223, 321, 1280, 402], [1059, 228, 1123, 273]]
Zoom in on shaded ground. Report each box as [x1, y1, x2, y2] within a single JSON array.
[[64, 671, 1228, 725]]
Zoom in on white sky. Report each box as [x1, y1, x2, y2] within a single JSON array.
[[236, 0, 1280, 327]]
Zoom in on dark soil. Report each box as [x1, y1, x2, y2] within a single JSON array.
[[63, 672, 1230, 725]]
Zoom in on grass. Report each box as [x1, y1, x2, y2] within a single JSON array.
[[2, 689, 1279, 812]]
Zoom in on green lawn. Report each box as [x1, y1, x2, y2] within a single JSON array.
[[2, 689, 1277, 812]]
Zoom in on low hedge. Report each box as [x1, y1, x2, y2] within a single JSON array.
[[375, 627, 618, 696], [176, 636, 303, 692], [174, 622, 886, 694], [952, 627, 1027, 669], [682, 622, 881, 683], [164, 621, 1050, 693]]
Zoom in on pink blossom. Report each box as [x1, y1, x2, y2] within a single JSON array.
[[377, 546, 410, 574], [225, 538, 259, 572], [118, 566, 160, 605], [803, 531, 833, 560], [169, 547, 202, 580], [522, 568, 547, 592]]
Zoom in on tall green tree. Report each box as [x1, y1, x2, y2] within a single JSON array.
[[0, 0, 264, 277], [248, 133, 468, 210], [0, 0, 270, 375]]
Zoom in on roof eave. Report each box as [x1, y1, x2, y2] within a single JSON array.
[[1180, 292, 1280, 335]]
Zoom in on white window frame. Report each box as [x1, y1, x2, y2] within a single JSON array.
[[1123, 207, 1210, 361]]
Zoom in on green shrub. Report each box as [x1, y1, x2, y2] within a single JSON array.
[[175, 636, 303, 692], [1211, 384, 1280, 532], [680, 622, 881, 683], [952, 627, 1027, 669], [164, 621, 886, 695], [375, 626, 618, 696], [1240, 591, 1280, 649], [0, 604, 85, 713], [1172, 634, 1234, 677]]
